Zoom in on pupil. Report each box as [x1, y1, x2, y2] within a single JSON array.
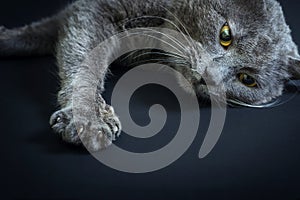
[[221, 31, 231, 41], [243, 75, 254, 85]]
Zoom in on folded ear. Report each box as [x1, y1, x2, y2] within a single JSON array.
[[288, 53, 300, 80], [246, 0, 267, 11]]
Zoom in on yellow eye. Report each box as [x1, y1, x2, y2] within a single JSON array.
[[238, 73, 258, 88], [220, 22, 233, 48]]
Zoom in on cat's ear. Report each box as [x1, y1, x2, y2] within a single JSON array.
[[248, 0, 266, 9], [288, 52, 300, 79]]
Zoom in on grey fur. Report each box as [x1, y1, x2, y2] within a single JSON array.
[[1, 0, 299, 151]]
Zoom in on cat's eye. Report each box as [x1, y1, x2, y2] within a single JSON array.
[[220, 22, 232, 48], [238, 73, 258, 87]]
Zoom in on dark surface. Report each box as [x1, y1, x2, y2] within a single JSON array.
[[0, 1, 300, 200]]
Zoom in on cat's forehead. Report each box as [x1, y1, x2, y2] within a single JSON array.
[[180, 0, 293, 64], [184, 0, 287, 40], [226, 1, 291, 61], [211, 0, 290, 60], [218, 0, 284, 27]]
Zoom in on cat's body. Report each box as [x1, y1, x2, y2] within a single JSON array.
[[1, 0, 300, 151]]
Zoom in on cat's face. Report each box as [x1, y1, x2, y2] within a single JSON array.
[[176, 0, 300, 106]]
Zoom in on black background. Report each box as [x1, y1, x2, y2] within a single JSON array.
[[0, 1, 300, 200]]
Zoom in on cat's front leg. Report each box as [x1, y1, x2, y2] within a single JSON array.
[[50, 94, 121, 151], [48, 3, 124, 151]]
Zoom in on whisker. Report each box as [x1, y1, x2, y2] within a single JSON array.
[[226, 78, 300, 109], [130, 30, 186, 56], [135, 27, 189, 54], [135, 58, 190, 65], [115, 30, 185, 58], [227, 98, 279, 108], [128, 58, 190, 68], [118, 50, 143, 63], [131, 50, 188, 61], [123, 15, 194, 49], [158, 6, 202, 69], [115, 30, 190, 69], [159, 5, 196, 50]]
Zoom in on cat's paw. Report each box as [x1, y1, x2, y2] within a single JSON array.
[[0, 26, 14, 40], [50, 104, 121, 151], [50, 107, 81, 144]]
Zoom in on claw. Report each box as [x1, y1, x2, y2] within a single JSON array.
[[78, 125, 84, 135], [56, 116, 62, 123]]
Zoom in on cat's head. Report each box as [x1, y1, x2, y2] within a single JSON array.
[[175, 0, 300, 106]]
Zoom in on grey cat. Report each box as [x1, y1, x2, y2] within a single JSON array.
[[1, 0, 300, 151]]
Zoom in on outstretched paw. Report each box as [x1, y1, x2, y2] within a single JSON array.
[[50, 103, 122, 151]]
